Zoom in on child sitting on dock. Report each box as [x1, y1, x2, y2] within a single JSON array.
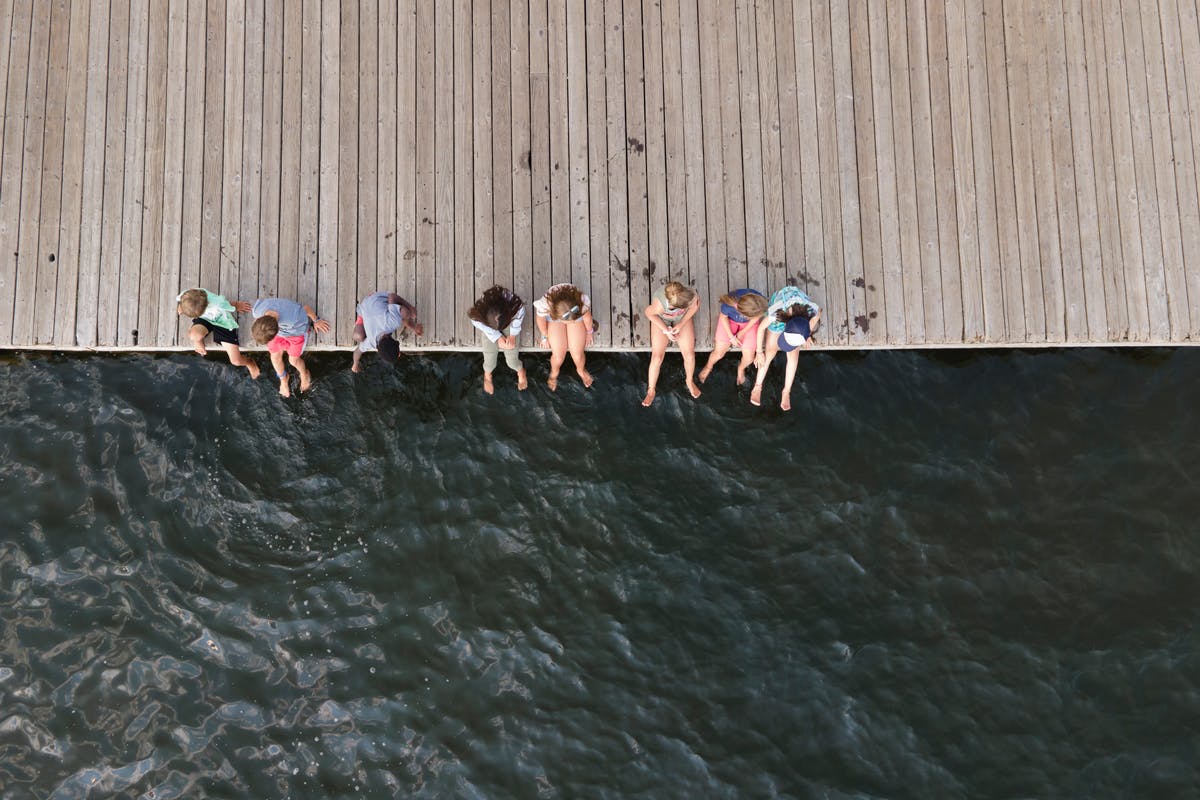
[[467, 285, 528, 394], [751, 286, 820, 412], [534, 283, 595, 391], [176, 288, 259, 379], [351, 292, 423, 373], [251, 298, 331, 397], [699, 289, 768, 387], [642, 280, 702, 407]]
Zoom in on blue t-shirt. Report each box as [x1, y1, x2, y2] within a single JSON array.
[[719, 288, 765, 324], [252, 298, 309, 337], [356, 292, 406, 352]]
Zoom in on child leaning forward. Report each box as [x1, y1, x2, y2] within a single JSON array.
[[176, 288, 259, 378], [534, 283, 595, 391], [468, 285, 528, 394], [699, 289, 768, 387], [751, 286, 820, 412], [251, 298, 331, 397]]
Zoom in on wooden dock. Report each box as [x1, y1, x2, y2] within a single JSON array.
[[1, 0, 1198, 352]]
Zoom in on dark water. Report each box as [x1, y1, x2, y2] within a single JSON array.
[[0, 348, 1197, 799]]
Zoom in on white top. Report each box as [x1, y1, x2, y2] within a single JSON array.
[[470, 305, 526, 342], [533, 284, 591, 322]]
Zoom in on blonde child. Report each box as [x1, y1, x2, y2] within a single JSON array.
[[175, 288, 259, 379], [698, 288, 768, 386], [642, 281, 702, 407], [250, 298, 331, 397]]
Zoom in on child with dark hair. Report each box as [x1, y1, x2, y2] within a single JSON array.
[[751, 286, 821, 411], [533, 283, 595, 391], [251, 297, 331, 397], [176, 288, 259, 378], [468, 285, 528, 394], [351, 292, 423, 373]]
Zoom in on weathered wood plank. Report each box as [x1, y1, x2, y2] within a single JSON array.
[[135, 0, 169, 346], [734, 0, 765, 295], [116, 0, 147, 347], [530, 4, 553, 327], [278, 0, 302, 302], [317, 0, 340, 326], [509, 0, 533, 333], [199, 0, 224, 304], [585, 0, 611, 346], [753, 0, 784, 296], [238, 0, 264, 339], [624, 0, 651, 347], [697, 1, 727, 334], [907, 0, 945, 342], [566, 0, 588, 294], [602, 0, 628, 344], [490, 0, 512, 293], [414, 0, 435, 340], [358, 0, 378, 303], [453, 0, 474, 344], [717, 0, 748, 295], [258, 0, 283, 302], [297, 0, 320, 308], [644, 0, 670, 300], [219, 0, 244, 307], [927, 0, 963, 342], [376, 0, 398, 295], [660, 0, 688, 289], [156, 0, 188, 345], [432, 0, 453, 344], [0, 0, 30, 345], [335, 0, 358, 340], [676, 0, 708, 341], [1173, 0, 1200, 337], [55, 0, 90, 346], [397, 0, 416, 306], [831, 0, 868, 343], [886, 0, 924, 343], [547, 0, 569, 287], [789, 0, 828, 304], [813, 0, 849, 344], [96, 0, 129, 346]]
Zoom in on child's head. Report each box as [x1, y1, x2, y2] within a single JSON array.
[[469, 285, 524, 330], [662, 281, 696, 309], [546, 285, 584, 321], [252, 316, 279, 344], [177, 289, 208, 318], [775, 302, 815, 324], [720, 291, 768, 317], [377, 334, 400, 364]]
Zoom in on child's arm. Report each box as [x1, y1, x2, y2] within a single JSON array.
[[644, 299, 673, 338], [754, 316, 771, 367], [582, 308, 595, 345], [536, 312, 550, 348], [678, 294, 702, 326], [716, 313, 735, 347], [303, 304, 332, 333]]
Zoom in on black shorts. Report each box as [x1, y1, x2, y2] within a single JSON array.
[[192, 317, 240, 346]]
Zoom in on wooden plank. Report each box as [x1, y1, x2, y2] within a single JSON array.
[[624, 0, 651, 346], [156, 0, 188, 345], [0, 0, 29, 345], [546, 0, 569, 286], [602, 0, 629, 345], [259, 0, 283, 302], [566, 0, 588, 292], [789, 0, 828, 305], [357, 0, 378, 300], [585, 0, 610, 346], [509, 0, 532, 327], [278, 0, 302, 302], [1079, 0, 1127, 339], [54, 0, 90, 345], [697, 1, 727, 337], [177, 0, 207, 343], [297, 0, 319, 309], [1061, 0, 1108, 340], [886, 0, 925, 342], [926, 0, 964, 342], [472, 0, 494, 335], [732, 0, 763, 296], [199, 0, 224, 301], [813, 0, 849, 343], [906, 0, 945, 342], [491, 0, 512, 292], [1139, 0, 1190, 339], [116, 0, 148, 347], [32, 0, 69, 345], [96, 0, 129, 346], [376, 0, 398, 295], [135, 0, 169, 347], [659, 0, 688, 291], [1004, 0, 1046, 341], [1120, 0, 1170, 339], [982, 0, 1025, 342], [867, 0, 906, 343], [753, 0, 785, 296], [1100, 0, 1148, 339], [396, 0, 416, 307], [317, 0, 339, 328], [413, 0, 435, 342], [238, 0, 263, 341], [219, 0, 244, 306], [75, 0, 111, 347], [1174, 0, 1200, 337], [335, 0, 357, 342], [831, 0, 868, 343], [643, 0, 670, 299], [454, 0, 477, 345], [433, 0, 453, 343], [943, 0, 984, 344], [717, 0, 748, 294], [676, 0, 708, 341]]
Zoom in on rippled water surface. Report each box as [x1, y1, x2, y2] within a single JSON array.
[[0, 349, 1198, 799]]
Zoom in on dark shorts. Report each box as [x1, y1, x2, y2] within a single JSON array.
[[192, 317, 240, 346]]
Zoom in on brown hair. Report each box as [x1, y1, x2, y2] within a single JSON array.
[[545, 284, 585, 321], [177, 288, 208, 318], [775, 302, 815, 324], [468, 285, 525, 331], [718, 291, 768, 318], [662, 281, 696, 309], [251, 315, 279, 344]]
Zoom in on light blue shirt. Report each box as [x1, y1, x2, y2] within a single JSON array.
[[252, 298, 309, 337]]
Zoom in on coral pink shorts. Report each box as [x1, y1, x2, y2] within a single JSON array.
[[267, 333, 308, 359], [715, 317, 761, 353]]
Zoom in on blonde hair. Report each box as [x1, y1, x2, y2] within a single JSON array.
[[545, 284, 585, 321], [663, 281, 696, 309], [177, 288, 208, 318], [251, 316, 279, 344], [718, 291, 768, 318]]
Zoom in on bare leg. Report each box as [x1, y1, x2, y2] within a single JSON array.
[[751, 332, 781, 407], [188, 324, 209, 356], [677, 321, 700, 399], [293, 354, 313, 392], [643, 325, 670, 406], [270, 350, 290, 397], [352, 323, 366, 343], [700, 342, 730, 383], [736, 346, 755, 386], [221, 342, 260, 379], [780, 349, 800, 411], [547, 323, 568, 390], [566, 320, 593, 387]]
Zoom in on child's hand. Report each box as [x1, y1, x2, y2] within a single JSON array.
[[313, 319, 331, 333], [233, 301, 252, 313], [754, 353, 766, 370], [498, 335, 516, 350], [730, 337, 741, 348]]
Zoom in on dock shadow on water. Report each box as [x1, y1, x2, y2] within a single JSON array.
[[0, 348, 1197, 798]]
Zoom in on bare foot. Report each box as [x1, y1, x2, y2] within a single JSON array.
[[579, 370, 594, 388], [735, 370, 746, 386], [641, 389, 656, 407], [698, 366, 712, 384], [279, 380, 291, 398], [548, 374, 558, 392], [245, 361, 261, 379], [780, 394, 792, 411], [750, 385, 762, 407], [299, 376, 312, 393], [483, 372, 495, 395], [517, 369, 528, 391], [193, 343, 208, 356], [687, 381, 702, 399]]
